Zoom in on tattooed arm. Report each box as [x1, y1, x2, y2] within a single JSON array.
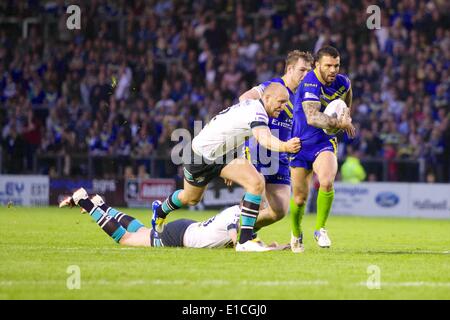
[[303, 100, 356, 137], [302, 101, 340, 129]]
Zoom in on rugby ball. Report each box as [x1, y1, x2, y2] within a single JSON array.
[[323, 99, 348, 135]]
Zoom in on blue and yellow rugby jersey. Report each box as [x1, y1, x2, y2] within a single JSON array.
[[247, 77, 295, 168], [292, 69, 351, 146]]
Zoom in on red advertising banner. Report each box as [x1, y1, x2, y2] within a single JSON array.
[[125, 178, 176, 208]]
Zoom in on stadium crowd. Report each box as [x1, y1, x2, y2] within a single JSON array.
[[0, 0, 449, 181]]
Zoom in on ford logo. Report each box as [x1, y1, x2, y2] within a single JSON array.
[[375, 192, 399, 207]]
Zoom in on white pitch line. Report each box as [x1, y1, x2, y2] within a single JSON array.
[[356, 281, 450, 288], [1, 280, 449, 288], [241, 280, 329, 286]]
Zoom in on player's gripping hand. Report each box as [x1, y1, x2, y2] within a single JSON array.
[[284, 137, 301, 153], [223, 178, 233, 187], [337, 108, 356, 138]]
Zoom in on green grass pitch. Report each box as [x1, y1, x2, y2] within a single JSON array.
[[0, 206, 449, 299]]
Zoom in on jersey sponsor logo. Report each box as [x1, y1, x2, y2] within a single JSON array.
[[271, 118, 292, 129], [304, 83, 318, 88], [304, 92, 319, 100]]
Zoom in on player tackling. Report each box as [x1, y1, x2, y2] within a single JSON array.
[[239, 51, 313, 233], [152, 83, 301, 252], [290, 46, 355, 252]]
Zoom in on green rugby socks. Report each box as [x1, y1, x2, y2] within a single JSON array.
[[315, 189, 334, 230], [290, 198, 305, 237]]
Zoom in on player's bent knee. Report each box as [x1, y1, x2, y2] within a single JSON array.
[[246, 175, 265, 195]]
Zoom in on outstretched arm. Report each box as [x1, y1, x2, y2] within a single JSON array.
[[252, 126, 301, 153]]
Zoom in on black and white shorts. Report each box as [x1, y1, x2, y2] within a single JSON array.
[[183, 148, 238, 187], [150, 219, 196, 247]]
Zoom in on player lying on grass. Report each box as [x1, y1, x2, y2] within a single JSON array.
[[152, 82, 301, 252], [59, 188, 285, 250]]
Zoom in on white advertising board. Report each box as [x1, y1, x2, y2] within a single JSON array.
[[408, 184, 450, 219], [0, 175, 49, 207], [333, 182, 450, 219], [333, 182, 410, 217]]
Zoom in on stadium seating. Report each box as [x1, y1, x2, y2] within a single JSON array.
[[0, 0, 448, 181]]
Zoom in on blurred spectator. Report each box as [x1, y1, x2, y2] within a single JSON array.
[[383, 143, 398, 181], [137, 164, 150, 179], [426, 171, 437, 183], [1, 125, 25, 173], [341, 145, 367, 183], [124, 166, 136, 180]]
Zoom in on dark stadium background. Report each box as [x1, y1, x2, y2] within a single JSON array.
[[0, 0, 449, 207]]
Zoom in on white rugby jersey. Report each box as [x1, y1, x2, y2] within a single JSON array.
[[191, 100, 269, 161], [183, 205, 241, 248]]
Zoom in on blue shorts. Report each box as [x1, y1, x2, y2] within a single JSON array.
[[244, 145, 291, 185], [290, 137, 338, 170], [262, 172, 291, 185]]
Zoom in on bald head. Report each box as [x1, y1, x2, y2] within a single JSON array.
[[261, 83, 289, 118], [262, 82, 289, 100]]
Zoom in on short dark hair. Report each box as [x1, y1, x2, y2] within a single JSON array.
[[284, 50, 314, 73], [316, 46, 340, 61]]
